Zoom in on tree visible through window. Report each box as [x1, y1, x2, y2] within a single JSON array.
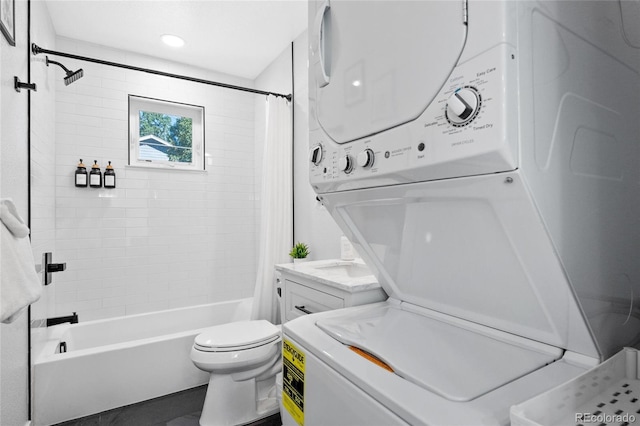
[[139, 111, 193, 163], [129, 95, 204, 171]]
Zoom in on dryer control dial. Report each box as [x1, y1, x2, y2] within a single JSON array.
[[338, 155, 354, 174], [445, 86, 481, 127], [310, 144, 324, 166], [357, 149, 375, 168]]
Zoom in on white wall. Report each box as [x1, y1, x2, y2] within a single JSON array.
[[42, 37, 260, 321], [255, 29, 343, 261], [1, 0, 30, 422], [253, 29, 342, 262]]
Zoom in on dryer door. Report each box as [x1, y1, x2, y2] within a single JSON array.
[[311, 0, 467, 144]]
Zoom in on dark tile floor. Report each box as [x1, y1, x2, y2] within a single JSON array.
[[54, 385, 282, 426]]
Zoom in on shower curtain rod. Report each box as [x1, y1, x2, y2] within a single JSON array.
[[31, 44, 292, 101]]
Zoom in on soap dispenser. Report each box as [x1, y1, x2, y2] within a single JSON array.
[[104, 161, 116, 188], [89, 160, 102, 188], [75, 159, 88, 187]]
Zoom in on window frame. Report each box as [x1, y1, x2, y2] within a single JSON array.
[[128, 95, 205, 171]]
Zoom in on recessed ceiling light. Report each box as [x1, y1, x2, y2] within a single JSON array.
[[161, 34, 185, 48]]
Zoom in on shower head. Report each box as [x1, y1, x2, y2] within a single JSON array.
[[63, 68, 84, 86], [45, 56, 84, 86]]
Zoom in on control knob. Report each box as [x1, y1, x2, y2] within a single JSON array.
[[445, 86, 481, 127], [357, 149, 375, 168], [338, 155, 354, 174], [309, 144, 323, 166]]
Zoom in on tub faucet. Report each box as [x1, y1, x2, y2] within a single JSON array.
[[46, 312, 78, 327]]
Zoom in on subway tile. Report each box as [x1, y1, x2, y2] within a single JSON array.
[[125, 189, 151, 199], [102, 267, 129, 282], [119, 179, 148, 190], [75, 248, 106, 260], [102, 208, 126, 218], [125, 301, 169, 316], [102, 238, 127, 248], [125, 227, 149, 237], [101, 218, 127, 228], [125, 246, 148, 258], [102, 247, 125, 259], [148, 289, 180, 303], [125, 218, 148, 228], [78, 286, 127, 302], [68, 258, 104, 271], [48, 38, 264, 322], [101, 97, 127, 111], [102, 197, 148, 209], [102, 295, 127, 308], [56, 291, 78, 304], [56, 299, 102, 315], [79, 306, 126, 322], [125, 208, 150, 218]]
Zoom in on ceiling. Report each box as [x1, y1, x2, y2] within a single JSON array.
[[43, 0, 308, 80]]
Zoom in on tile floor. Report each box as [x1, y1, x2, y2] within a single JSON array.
[[53, 385, 282, 426]]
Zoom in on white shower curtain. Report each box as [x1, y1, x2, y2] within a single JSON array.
[[251, 95, 293, 323]]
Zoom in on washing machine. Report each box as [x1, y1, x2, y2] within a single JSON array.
[[282, 0, 640, 425]]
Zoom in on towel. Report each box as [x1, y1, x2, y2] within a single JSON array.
[[1, 199, 41, 323]]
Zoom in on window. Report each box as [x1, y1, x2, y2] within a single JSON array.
[[128, 95, 204, 171]]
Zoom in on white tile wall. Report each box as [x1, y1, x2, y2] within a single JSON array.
[[48, 37, 259, 321]]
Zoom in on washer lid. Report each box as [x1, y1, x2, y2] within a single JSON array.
[[323, 174, 598, 358], [312, 0, 467, 144], [316, 303, 562, 402], [194, 320, 280, 351]]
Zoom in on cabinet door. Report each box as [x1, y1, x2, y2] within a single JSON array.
[[311, 0, 467, 143], [284, 280, 344, 322]]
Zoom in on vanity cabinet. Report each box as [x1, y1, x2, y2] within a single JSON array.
[[275, 260, 387, 322]]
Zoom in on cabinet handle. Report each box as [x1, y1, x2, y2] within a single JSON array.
[[295, 305, 314, 315]]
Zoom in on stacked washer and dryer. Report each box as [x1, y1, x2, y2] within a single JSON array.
[[281, 0, 640, 425]]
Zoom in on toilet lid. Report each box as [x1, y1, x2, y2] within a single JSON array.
[[194, 320, 280, 352]]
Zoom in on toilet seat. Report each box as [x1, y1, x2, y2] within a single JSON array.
[[194, 320, 280, 352]]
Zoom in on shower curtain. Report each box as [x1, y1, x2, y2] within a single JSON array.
[[251, 95, 293, 323]]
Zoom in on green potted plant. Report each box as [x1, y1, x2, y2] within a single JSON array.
[[289, 242, 310, 263]]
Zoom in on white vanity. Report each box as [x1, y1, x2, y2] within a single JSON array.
[[275, 259, 387, 322]]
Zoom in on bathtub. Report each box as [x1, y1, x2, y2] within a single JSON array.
[[33, 298, 253, 426]]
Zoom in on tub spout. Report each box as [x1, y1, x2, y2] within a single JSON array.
[[46, 312, 78, 327]]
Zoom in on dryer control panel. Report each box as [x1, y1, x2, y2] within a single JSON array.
[[309, 45, 519, 193]]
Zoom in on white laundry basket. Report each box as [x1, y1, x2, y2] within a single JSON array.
[[510, 348, 640, 426]]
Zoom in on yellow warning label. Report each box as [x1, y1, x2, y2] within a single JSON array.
[[282, 339, 305, 426]]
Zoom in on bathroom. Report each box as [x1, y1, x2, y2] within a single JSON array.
[[2, 0, 344, 424], [4, 0, 640, 425]]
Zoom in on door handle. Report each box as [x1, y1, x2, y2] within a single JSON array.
[[311, 1, 331, 87]]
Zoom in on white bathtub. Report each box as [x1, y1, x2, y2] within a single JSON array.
[[33, 298, 253, 426]]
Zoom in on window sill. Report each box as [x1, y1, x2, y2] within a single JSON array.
[[125, 165, 208, 173]]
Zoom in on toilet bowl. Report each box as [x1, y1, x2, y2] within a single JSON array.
[[190, 320, 282, 426]]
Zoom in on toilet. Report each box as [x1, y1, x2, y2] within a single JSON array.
[[190, 319, 282, 426]]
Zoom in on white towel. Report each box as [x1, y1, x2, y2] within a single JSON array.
[[1, 199, 41, 323]]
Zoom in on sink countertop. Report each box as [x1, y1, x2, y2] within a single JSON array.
[[275, 259, 380, 293]]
